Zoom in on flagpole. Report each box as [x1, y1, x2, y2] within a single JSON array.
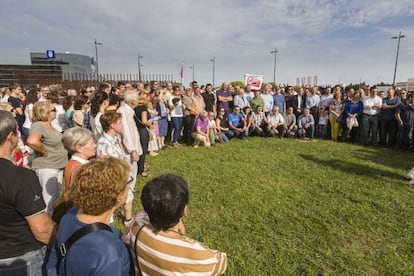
[[180, 64, 183, 85]]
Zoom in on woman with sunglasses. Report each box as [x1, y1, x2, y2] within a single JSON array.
[[27, 101, 68, 216]]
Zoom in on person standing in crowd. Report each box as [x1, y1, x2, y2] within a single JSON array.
[[134, 95, 152, 177], [154, 91, 169, 150], [329, 90, 344, 142], [169, 86, 184, 147], [0, 110, 54, 275], [249, 89, 265, 111], [342, 91, 363, 143], [233, 87, 250, 110], [182, 87, 196, 145], [298, 107, 315, 140], [27, 101, 68, 215], [90, 91, 109, 140], [216, 82, 233, 113], [22, 89, 39, 139], [46, 157, 132, 275], [361, 86, 382, 146], [202, 83, 216, 114], [380, 88, 401, 147], [8, 83, 25, 133], [395, 93, 414, 150], [47, 90, 68, 133], [117, 90, 142, 209], [293, 87, 307, 118], [72, 95, 89, 127], [273, 87, 286, 114], [261, 84, 274, 116], [63, 95, 75, 129], [130, 173, 227, 275], [306, 86, 321, 124], [97, 112, 136, 226], [38, 85, 50, 102]]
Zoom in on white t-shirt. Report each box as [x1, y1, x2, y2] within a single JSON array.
[[169, 97, 183, 117], [22, 103, 33, 129], [51, 104, 68, 132]]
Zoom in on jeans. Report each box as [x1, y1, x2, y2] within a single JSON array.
[[361, 114, 379, 145], [171, 117, 183, 143], [137, 127, 149, 175], [396, 124, 413, 149], [0, 246, 46, 276], [380, 117, 397, 146], [298, 124, 315, 138]]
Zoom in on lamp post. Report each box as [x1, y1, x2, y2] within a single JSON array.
[[189, 64, 194, 82], [94, 38, 103, 81], [391, 32, 405, 88], [210, 57, 215, 88], [270, 48, 278, 85], [138, 53, 144, 82]]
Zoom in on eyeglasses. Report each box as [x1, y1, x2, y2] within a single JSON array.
[[127, 176, 134, 185]]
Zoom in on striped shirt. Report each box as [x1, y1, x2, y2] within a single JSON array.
[[130, 219, 227, 275]]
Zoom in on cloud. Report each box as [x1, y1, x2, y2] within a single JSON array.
[[0, 0, 413, 86]]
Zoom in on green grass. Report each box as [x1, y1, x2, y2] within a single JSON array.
[[120, 138, 414, 275]]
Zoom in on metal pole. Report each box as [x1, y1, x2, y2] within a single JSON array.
[[392, 32, 405, 88], [190, 65, 194, 82], [210, 57, 215, 88], [138, 53, 143, 82], [270, 48, 278, 85], [94, 38, 102, 82]]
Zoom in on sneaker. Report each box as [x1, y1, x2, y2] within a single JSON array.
[[193, 145, 199, 148]]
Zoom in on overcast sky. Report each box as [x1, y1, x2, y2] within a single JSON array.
[[0, 0, 413, 87]]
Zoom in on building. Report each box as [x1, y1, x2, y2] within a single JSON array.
[[0, 64, 62, 87], [30, 52, 93, 79]]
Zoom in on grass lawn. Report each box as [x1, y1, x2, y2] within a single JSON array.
[[122, 137, 414, 275]]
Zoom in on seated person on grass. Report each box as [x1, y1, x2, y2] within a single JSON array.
[[227, 105, 248, 138], [130, 174, 227, 275], [251, 105, 267, 136], [266, 106, 286, 138], [284, 106, 298, 138], [298, 107, 315, 139], [191, 110, 210, 148], [241, 106, 254, 136]]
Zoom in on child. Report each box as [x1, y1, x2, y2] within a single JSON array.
[[317, 105, 329, 139]]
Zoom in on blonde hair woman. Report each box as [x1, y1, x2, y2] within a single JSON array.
[[46, 157, 132, 275], [27, 101, 68, 215]]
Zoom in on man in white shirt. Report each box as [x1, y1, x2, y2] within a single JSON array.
[[266, 106, 286, 137], [361, 86, 382, 145]]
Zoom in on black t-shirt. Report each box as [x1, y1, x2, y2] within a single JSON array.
[[0, 158, 46, 258], [134, 105, 148, 129], [202, 92, 216, 113]]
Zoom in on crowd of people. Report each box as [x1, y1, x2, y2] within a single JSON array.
[[0, 78, 413, 275]]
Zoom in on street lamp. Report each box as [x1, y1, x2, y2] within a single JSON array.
[[189, 65, 195, 82], [138, 53, 144, 82], [210, 57, 215, 88], [391, 32, 405, 88], [270, 48, 278, 85], [94, 38, 103, 81]]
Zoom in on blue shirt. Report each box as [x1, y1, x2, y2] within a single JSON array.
[[227, 112, 243, 127], [273, 94, 285, 113], [382, 97, 401, 120], [46, 207, 131, 276], [344, 100, 363, 120]]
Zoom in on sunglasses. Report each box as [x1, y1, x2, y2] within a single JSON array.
[[48, 107, 56, 113]]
